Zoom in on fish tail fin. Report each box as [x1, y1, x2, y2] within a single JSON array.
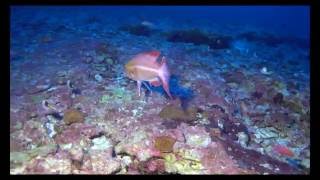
[[158, 56, 172, 99]]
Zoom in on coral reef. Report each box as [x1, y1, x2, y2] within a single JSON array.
[[91, 136, 112, 151], [163, 153, 204, 174], [10, 7, 310, 174], [100, 86, 133, 106], [88, 150, 121, 174], [10, 144, 58, 169]]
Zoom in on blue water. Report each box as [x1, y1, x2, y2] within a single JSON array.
[[10, 6, 310, 174], [11, 6, 309, 38]]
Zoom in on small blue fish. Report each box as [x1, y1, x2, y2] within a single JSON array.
[[285, 158, 304, 169]]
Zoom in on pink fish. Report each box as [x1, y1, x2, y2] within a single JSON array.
[[125, 50, 172, 99], [273, 144, 294, 157]]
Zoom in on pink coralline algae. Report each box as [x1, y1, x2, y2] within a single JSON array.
[[88, 150, 121, 174], [24, 150, 72, 174], [11, 120, 52, 150], [54, 123, 103, 144], [200, 142, 257, 174], [138, 158, 166, 174]]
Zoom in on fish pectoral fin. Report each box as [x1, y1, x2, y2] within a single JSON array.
[[161, 80, 173, 99], [137, 80, 142, 96]]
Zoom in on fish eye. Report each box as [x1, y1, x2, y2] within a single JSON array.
[[129, 68, 137, 76]]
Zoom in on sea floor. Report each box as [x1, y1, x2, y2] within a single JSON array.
[[10, 7, 310, 174]]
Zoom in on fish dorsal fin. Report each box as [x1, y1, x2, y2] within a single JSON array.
[[144, 50, 160, 62], [147, 50, 160, 57]]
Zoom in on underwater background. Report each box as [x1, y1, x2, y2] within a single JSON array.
[[10, 6, 310, 174]]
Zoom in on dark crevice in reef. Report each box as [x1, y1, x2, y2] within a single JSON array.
[[119, 24, 157, 37], [88, 131, 105, 139], [237, 31, 309, 49], [165, 29, 232, 50]]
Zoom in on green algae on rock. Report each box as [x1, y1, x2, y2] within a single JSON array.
[[10, 144, 58, 167], [100, 87, 132, 105], [284, 100, 304, 114], [163, 153, 204, 174]]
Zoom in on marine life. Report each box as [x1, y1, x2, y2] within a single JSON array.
[[260, 67, 273, 75], [141, 21, 155, 28], [63, 109, 85, 125], [125, 50, 173, 99], [154, 136, 176, 153], [10, 6, 310, 175], [273, 144, 294, 157]]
